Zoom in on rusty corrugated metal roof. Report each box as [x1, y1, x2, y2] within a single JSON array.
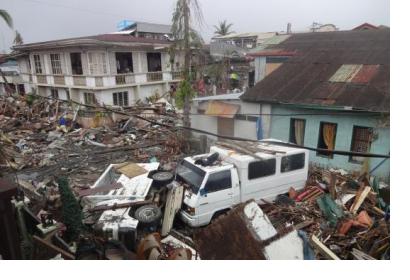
[[329, 64, 363, 82], [351, 65, 380, 84], [241, 29, 389, 112]]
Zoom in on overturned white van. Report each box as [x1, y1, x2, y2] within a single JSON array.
[[178, 140, 309, 227]]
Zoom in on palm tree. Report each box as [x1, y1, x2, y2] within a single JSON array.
[[171, 0, 203, 132], [0, 9, 15, 97], [0, 9, 13, 28], [214, 20, 234, 36]]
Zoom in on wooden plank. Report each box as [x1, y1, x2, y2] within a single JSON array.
[[328, 172, 337, 200], [310, 235, 340, 260], [351, 248, 376, 260], [115, 162, 148, 178], [86, 200, 151, 213], [77, 182, 123, 197], [33, 235, 75, 260], [350, 186, 371, 214], [294, 220, 314, 230]]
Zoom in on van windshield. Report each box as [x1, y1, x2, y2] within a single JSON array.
[[176, 160, 206, 194]]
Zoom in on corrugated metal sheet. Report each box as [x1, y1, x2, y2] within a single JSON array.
[[329, 64, 363, 82], [351, 65, 380, 84], [265, 63, 282, 76], [241, 29, 389, 112], [205, 101, 240, 118], [249, 50, 297, 57]]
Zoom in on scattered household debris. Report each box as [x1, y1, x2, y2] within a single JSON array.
[[0, 94, 390, 259]]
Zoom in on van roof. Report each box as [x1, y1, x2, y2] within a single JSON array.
[[184, 154, 234, 172]]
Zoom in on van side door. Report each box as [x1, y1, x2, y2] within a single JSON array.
[[196, 169, 233, 225], [278, 152, 308, 193]]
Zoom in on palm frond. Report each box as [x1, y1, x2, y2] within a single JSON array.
[[0, 9, 13, 29]]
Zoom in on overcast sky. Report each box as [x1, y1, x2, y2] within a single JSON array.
[[0, 0, 390, 52]]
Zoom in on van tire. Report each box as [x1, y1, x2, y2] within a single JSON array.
[[151, 171, 174, 186], [134, 204, 162, 225]]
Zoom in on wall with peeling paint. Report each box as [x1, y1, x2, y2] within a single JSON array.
[[269, 105, 390, 180]]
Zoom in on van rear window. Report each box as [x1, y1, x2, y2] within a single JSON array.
[[280, 153, 305, 173], [248, 158, 276, 180]]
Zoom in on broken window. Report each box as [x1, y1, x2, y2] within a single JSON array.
[[317, 122, 337, 158], [280, 153, 305, 173], [248, 158, 276, 180], [84, 92, 96, 105], [113, 91, 129, 107], [33, 54, 42, 74], [147, 53, 162, 72], [88, 52, 107, 75], [204, 170, 232, 193], [115, 52, 133, 73], [350, 126, 373, 163], [50, 53, 62, 75], [70, 53, 83, 75], [51, 88, 59, 99], [289, 118, 306, 145]]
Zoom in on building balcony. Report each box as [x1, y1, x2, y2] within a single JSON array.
[[115, 74, 136, 85], [53, 75, 66, 85], [147, 71, 163, 82], [172, 70, 183, 80], [36, 74, 47, 84], [73, 76, 87, 86], [30, 71, 182, 88]]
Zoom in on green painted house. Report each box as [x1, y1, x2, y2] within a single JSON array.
[[242, 29, 389, 180]]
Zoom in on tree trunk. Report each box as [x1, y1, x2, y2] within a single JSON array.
[[182, 0, 191, 136]]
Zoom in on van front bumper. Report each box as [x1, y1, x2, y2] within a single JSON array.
[[179, 210, 201, 227]]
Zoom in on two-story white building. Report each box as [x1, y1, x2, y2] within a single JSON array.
[[12, 33, 184, 107]]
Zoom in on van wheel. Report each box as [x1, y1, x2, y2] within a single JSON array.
[[152, 171, 174, 186], [134, 204, 162, 225]]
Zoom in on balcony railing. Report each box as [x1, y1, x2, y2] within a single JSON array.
[[172, 71, 183, 80], [95, 77, 104, 87], [37, 75, 47, 84], [147, 72, 163, 82], [54, 75, 65, 85], [115, 74, 136, 85], [73, 76, 86, 86]]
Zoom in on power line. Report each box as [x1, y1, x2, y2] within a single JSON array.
[[16, 93, 390, 159], [17, 0, 132, 19]]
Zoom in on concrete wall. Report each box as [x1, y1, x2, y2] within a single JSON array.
[[138, 84, 166, 101], [96, 86, 137, 106], [268, 105, 390, 179], [254, 57, 266, 83], [190, 98, 271, 143]]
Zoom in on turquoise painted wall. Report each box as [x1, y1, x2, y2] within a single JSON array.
[[269, 105, 390, 180]]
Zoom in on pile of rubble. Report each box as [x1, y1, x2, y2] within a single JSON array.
[[0, 94, 184, 183], [258, 167, 390, 260], [0, 94, 198, 259]]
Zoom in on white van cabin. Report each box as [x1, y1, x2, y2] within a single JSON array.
[[178, 140, 309, 227]]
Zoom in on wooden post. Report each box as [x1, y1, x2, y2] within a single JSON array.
[[329, 172, 337, 200], [310, 235, 340, 260], [199, 134, 207, 153]]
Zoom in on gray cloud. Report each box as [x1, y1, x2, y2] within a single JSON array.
[[0, 0, 390, 52]]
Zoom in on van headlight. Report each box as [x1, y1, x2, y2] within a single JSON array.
[[183, 204, 195, 215]]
